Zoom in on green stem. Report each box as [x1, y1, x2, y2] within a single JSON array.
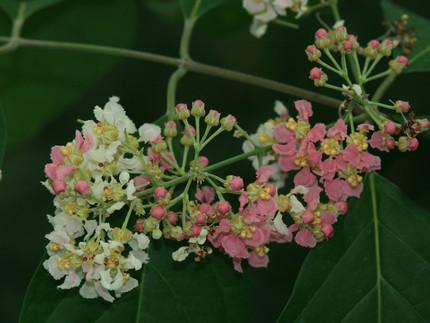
[[0, 36, 341, 108], [181, 146, 190, 171], [199, 127, 224, 150], [203, 144, 272, 173], [166, 69, 186, 120], [364, 69, 392, 83], [161, 151, 183, 174], [182, 178, 193, 226], [367, 100, 394, 111], [341, 54, 353, 86], [205, 176, 225, 201], [330, 0, 341, 22], [324, 48, 343, 73], [122, 199, 137, 230], [183, 119, 198, 147], [317, 59, 344, 76], [363, 54, 383, 79], [234, 124, 259, 148], [272, 19, 299, 30], [325, 83, 348, 93], [199, 125, 212, 145]]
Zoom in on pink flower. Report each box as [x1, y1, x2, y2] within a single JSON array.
[[256, 165, 276, 184], [75, 180, 90, 195], [195, 186, 215, 204], [273, 123, 295, 143], [368, 132, 389, 152], [294, 167, 317, 188]]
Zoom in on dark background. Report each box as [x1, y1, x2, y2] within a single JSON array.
[[0, 0, 429, 322]]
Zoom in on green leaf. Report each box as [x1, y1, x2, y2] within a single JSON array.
[[381, 0, 430, 73], [0, 0, 138, 148], [0, 103, 6, 172], [179, 0, 228, 19], [0, 0, 65, 20], [277, 172, 430, 322], [20, 241, 248, 323]]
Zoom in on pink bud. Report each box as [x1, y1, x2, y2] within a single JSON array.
[[151, 205, 166, 221], [199, 203, 210, 214], [382, 121, 397, 135], [183, 125, 196, 135], [301, 210, 315, 224], [217, 201, 231, 216], [165, 120, 176, 129], [309, 67, 325, 80], [396, 56, 408, 66], [348, 34, 357, 41], [420, 119, 430, 129], [133, 175, 151, 193], [383, 39, 394, 47], [385, 137, 395, 150], [306, 45, 318, 54], [175, 103, 188, 113], [368, 40, 380, 49], [190, 224, 202, 237], [52, 180, 67, 195], [75, 180, 90, 195], [193, 99, 204, 108], [166, 213, 178, 225], [398, 101, 410, 113], [135, 220, 144, 232], [315, 28, 328, 39], [197, 156, 209, 167], [228, 176, 244, 191], [264, 183, 276, 197], [342, 40, 354, 51], [320, 223, 334, 238], [194, 213, 206, 225], [407, 137, 419, 151], [154, 187, 168, 201], [335, 201, 348, 215]]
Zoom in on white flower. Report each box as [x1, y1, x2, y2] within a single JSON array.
[[138, 123, 161, 143], [94, 96, 136, 136], [126, 181, 136, 201], [293, 185, 309, 195], [189, 228, 208, 245], [83, 220, 98, 241], [129, 232, 150, 251], [58, 269, 83, 290], [47, 212, 84, 238], [250, 18, 269, 38], [119, 171, 130, 185], [116, 155, 144, 172], [172, 246, 190, 262], [79, 281, 115, 302], [274, 100, 289, 118], [100, 269, 124, 291], [114, 277, 138, 298], [107, 201, 125, 214]]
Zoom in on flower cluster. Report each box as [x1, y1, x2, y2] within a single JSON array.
[[43, 97, 153, 302], [243, 0, 308, 38]]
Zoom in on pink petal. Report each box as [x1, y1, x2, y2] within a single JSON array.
[[248, 250, 269, 268], [56, 165, 78, 181], [256, 197, 279, 216], [294, 167, 317, 187], [75, 130, 84, 149], [272, 139, 298, 156], [233, 257, 243, 273], [239, 190, 249, 211], [278, 155, 300, 172], [303, 185, 323, 210], [321, 210, 337, 225], [44, 163, 58, 180], [256, 165, 276, 184], [82, 133, 94, 152], [274, 124, 294, 143], [294, 100, 313, 121], [327, 119, 348, 140], [295, 228, 317, 247], [307, 123, 326, 142], [50, 146, 64, 164]]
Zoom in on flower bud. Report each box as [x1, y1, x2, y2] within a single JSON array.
[[335, 201, 348, 215], [220, 115, 237, 131], [305, 45, 321, 62], [380, 120, 397, 135], [224, 175, 244, 191], [397, 136, 418, 152], [389, 56, 408, 74], [407, 137, 419, 151], [301, 210, 314, 224], [418, 119, 430, 131], [166, 213, 178, 225], [394, 100, 410, 113], [194, 213, 206, 225], [135, 219, 145, 232], [309, 67, 328, 87], [191, 100, 206, 117], [216, 201, 231, 216], [378, 39, 394, 56], [384, 137, 395, 150], [154, 187, 169, 201], [151, 137, 167, 153], [75, 180, 90, 195], [363, 40, 380, 58], [320, 223, 334, 238], [164, 120, 177, 137], [339, 40, 354, 54], [204, 109, 220, 127], [314, 28, 331, 49], [189, 224, 202, 237], [348, 34, 359, 50], [180, 125, 196, 147], [335, 26, 348, 42], [151, 205, 166, 221], [175, 103, 190, 120], [52, 180, 67, 195]]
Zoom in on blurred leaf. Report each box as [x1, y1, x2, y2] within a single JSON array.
[[20, 241, 248, 323], [0, 0, 65, 20], [381, 0, 430, 72], [0, 103, 6, 172], [0, 0, 138, 148], [179, 0, 229, 19], [277, 172, 430, 322], [144, 0, 183, 24]]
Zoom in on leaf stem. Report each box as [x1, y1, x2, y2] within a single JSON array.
[[0, 36, 341, 108]]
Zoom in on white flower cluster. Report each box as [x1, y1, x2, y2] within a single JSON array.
[[243, 0, 308, 38], [242, 100, 289, 188], [42, 97, 158, 302]]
